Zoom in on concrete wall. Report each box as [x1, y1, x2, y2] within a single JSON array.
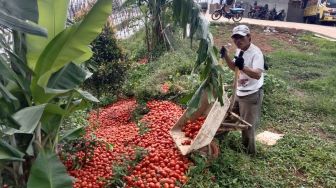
[[287, 0, 304, 22]]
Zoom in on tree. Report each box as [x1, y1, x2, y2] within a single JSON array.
[[84, 25, 126, 98]]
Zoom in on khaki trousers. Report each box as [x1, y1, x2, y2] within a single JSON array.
[[232, 88, 263, 154]]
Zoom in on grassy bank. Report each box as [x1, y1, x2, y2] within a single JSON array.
[[183, 23, 336, 188]]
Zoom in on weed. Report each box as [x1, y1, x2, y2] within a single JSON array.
[[61, 110, 88, 133], [105, 147, 147, 187], [60, 135, 100, 170]]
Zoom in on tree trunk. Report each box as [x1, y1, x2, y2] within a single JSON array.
[[152, 1, 164, 49], [10, 135, 24, 186], [144, 15, 151, 53]]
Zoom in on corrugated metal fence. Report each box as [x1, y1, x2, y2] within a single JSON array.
[[68, 0, 143, 39]]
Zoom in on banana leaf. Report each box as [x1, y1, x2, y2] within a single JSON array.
[[0, 9, 47, 37], [0, 140, 25, 161], [3, 104, 46, 135], [0, 0, 39, 23], [31, 0, 113, 104], [26, 0, 70, 69], [60, 127, 85, 141], [27, 150, 73, 188], [45, 63, 92, 94]]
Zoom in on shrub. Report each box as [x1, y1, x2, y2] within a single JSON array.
[[84, 26, 127, 98]]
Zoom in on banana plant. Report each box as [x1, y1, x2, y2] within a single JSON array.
[[134, 0, 226, 116], [0, 0, 112, 187], [114, 0, 226, 116], [171, 0, 227, 116]]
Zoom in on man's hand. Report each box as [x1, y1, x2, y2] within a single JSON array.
[[220, 46, 227, 58], [234, 51, 244, 70]]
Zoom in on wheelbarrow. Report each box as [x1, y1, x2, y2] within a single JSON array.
[[170, 68, 252, 156]]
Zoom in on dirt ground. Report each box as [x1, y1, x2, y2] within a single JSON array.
[[212, 23, 306, 54]]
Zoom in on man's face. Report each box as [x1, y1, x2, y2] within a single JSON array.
[[232, 34, 251, 50]]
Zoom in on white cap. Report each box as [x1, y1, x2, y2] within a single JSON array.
[[231, 25, 250, 37]]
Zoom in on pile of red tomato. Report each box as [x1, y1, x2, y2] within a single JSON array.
[[63, 99, 192, 188], [181, 116, 206, 145]]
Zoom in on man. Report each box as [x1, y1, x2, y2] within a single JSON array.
[[220, 25, 264, 154]]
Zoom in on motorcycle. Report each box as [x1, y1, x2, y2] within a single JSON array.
[[211, 4, 245, 22], [247, 1, 261, 18], [268, 7, 277, 20], [268, 8, 286, 21], [255, 4, 269, 20]]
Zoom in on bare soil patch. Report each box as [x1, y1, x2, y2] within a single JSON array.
[[212, 23, 306, 54]]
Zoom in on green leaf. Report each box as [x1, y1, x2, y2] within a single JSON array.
[[195, 14, 209, 40], [0, 9, 47, 37], [3, 104, 46, 135], [0, 54, 27, 93], [179, 92, 195, 105], [0, 81, 24, 120], [208, 45, 219, 66], [26, 0, 70, 69], [0, 82, 18, 103], [0, 0, 39, 23], [75, 89, 100, 103], [31, 0, 113, 103], [0, 99, 10, 117], [45, 104, 66, 116], [200, 62, 211, 81], [73, 48, 93, 64], [60, 127, 85, 141], [41, 114, 62, 135], [206, 84, 215, 103], [67, 99, 91, 114], [0, 140, 25, 161], [4, 47, 35, 77], [105, 143, 113, 151], [195, 39, 208, 68], [45, 63, 92, 94], [40, 105, 64, 134], [186, 80, 207, 117], [27, 150, 73, 188]]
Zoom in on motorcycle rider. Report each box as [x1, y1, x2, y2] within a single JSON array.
[[248, 1, 261, 18], [275, 9, 286, 21], [258, 4, 269, 20]]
